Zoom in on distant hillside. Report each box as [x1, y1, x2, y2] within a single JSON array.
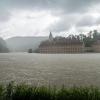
[[6, 36, 48, 52], [0, 37, 9, 53]]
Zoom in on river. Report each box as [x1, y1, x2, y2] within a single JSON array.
[[0, 53, 100, 87]]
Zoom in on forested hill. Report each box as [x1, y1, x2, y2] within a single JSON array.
[[6, 36, 48, 52], [0, 38, 9, 53]]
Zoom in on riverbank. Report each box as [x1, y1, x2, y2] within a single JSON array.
[[0, 82, 100, 100]]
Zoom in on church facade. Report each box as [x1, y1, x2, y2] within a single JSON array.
[[38, 32, 100, 53], [39, 33, 84, 53], [39, 45, 84, 53]]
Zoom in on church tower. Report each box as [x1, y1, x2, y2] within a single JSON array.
[[49, 32, 53, 41]]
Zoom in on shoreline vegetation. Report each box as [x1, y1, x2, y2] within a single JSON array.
[[0, 82, 100, 100]]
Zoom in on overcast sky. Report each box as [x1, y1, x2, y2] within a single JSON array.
[[0, 0, 100, 39]]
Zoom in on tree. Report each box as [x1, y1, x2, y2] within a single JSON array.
[[79, 34, 86, 41], [93, 30, 98, 39], [88, 31, 92, 38], [83, 37, 94, 47]]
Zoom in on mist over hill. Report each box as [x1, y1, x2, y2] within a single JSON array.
[[0, 38, 9, 53], [6, 36, 48, 52]]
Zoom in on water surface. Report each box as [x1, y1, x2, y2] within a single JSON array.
[[0, 53, 100, 87]]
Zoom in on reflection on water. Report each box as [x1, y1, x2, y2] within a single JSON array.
[[0, 53, 100, 87]]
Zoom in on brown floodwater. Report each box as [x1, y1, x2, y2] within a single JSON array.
[[0, 53, 100, 87]]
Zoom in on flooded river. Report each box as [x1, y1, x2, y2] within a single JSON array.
[[0, 53, 100, 87]]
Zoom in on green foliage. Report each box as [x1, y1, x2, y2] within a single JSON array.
[[6, 82, 14, 100], [81, 30, 100, 47], [1, 83, 100, 100], [83, 37, 95, 47], [12, 85, 55, 100], [0, 85, 4, 100]]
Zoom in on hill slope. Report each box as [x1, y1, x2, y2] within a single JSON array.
[[0, 38, 9, 53], [6, 36, 48, 52]]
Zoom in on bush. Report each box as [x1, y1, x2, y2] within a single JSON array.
[[0, 85, 4, 100], [0, 83, 100, 100]]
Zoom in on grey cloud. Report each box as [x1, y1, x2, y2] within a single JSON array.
[[0, 0, 100, 23], [48, 13, 100, 33], [0, 0, 100, 36], [76, 15, 96, 27], [76, 14, 100, 28], [1, 0, 100, 13], [49, 14, 79, 32], [50, 21, 71, 32], [0, 10, 11, 22], [95, 18, 100, 25], [15, 0, 100, 13]]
